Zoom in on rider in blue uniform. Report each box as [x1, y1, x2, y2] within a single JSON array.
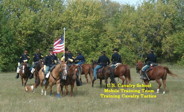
[[141, 49, 157, 79], [111, 48, 122, 67], [30, 49, 44, 78], [74, 52, 85, 84], [93, 51, 110, 81], [43, 48, 58, 84], [16, 50, 30, 79], [75, 52, 85, 65]]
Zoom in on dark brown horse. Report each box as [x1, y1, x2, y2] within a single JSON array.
[[79, 64, 93, 83], [32, 60, 44, 88], [136, 61, 177, 94], [113, 64, 131, 84], [60, 64, 78, 96], [19, 62, 31, 86], [91, 61, 114, 88]]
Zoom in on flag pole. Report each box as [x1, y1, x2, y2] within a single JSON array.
[[63, 27, 66, 58]]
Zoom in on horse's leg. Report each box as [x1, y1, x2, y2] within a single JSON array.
[[61, 84, 64, 95], [105, 76, 108, 88], [144, 80, 150, 90], [23, 78, 26, 86], [25, 78, 28, 86], [56, 81, 61, 98], [89, 72, 93, 83], [44, 81, 49, 96], [49, 83, 53, 96], [41, 81, 44, 95], [70, 83, 74, 96], [162, 79, 166, 94], [65, 85, 69, 95], [100, 79, 102, 87], [85, 73, 88, 83], [21, 77, 23, 86], [92, 79, 96, 87], [155, 79, 162, 93], [119, 76, 125, 85]]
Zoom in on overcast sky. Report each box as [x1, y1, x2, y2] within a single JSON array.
[[111, 0, 144, 5]]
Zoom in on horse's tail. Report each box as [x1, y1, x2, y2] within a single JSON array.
[[126, 66, 131, 82], [164, 67, 177, 77]]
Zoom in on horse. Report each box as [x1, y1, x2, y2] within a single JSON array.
[[19, 62, 31, 86], [91, 61, 114, 88], [60, 64, 78, 96], [79, 64, 93, 83], [136, 61, 177, 94], [30, 61, 67, 97], [113, 64, 131, 85], [32, 60, 44, 86]]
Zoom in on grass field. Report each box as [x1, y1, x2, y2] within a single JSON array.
[[0, 64, 184, 112]]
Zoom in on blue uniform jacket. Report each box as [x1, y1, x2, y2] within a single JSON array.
[[19, 54, 30, 63], [145, 53, 157, 64], [98, 55, 110, 66], [75, 55, 85, 62], [44, 54, 57, 66], [111, 53, 122, 64], [33, 53, 43, 62]]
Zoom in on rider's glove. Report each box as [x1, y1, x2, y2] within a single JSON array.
[[44, 65, 46, 72], [18, 62, 20, 66]]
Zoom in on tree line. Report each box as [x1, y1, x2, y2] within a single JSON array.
[[0, 0, 184, 72]]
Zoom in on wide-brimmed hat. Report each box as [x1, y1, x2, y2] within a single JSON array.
[[24, 50, 28, 53], [101, 51, 106, 54], [113, 48, 118, 52], [49, 47, 53, 51]]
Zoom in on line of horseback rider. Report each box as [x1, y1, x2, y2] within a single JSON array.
[[16, 47, 157, 83]]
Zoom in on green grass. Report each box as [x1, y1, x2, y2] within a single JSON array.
[[0, 65, 184, 112]]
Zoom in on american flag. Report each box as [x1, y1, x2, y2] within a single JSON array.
[[53, 36, 65, 53]]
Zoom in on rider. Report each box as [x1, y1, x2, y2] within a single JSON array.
[[93, 51, 110, 82], [16, 50, 30, 79], [111, 48, 122, 68], [74, 52, 85, 77], [141, 49, 157, 79], [61, 47, 74, 66], [30, 49, 44, 78], [43, 48, 58, 84]]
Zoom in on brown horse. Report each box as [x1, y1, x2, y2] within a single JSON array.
[[30, 61, 67, 97], [19, 62, 31, 86], [136, 61, 177, 94], [113, 64, 131, 84], [91, 61, 114, 88], [79, 64, 93, 83], [60, 64, 78, 96]]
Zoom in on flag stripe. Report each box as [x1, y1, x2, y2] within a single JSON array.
[[53, 36, 64, 53]]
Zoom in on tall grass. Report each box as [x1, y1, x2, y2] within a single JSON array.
[[0, 65, 184, 112]]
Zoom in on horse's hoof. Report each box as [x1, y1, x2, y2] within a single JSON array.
[[56, 94, 61, 98], [162, 91, 166, 94], [156, 89, 159, 93]]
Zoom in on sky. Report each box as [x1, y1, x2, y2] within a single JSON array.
[[111, 0, 144, 6]]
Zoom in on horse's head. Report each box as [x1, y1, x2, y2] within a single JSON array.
[[136, 61, 144, 73], [39, 59, 44, 66], [60, 61, 67, 76]]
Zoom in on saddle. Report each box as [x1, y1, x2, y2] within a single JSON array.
[[143, 63, 158, 80], [146, 63, 158, 72], [97, 67, 104, 73]]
